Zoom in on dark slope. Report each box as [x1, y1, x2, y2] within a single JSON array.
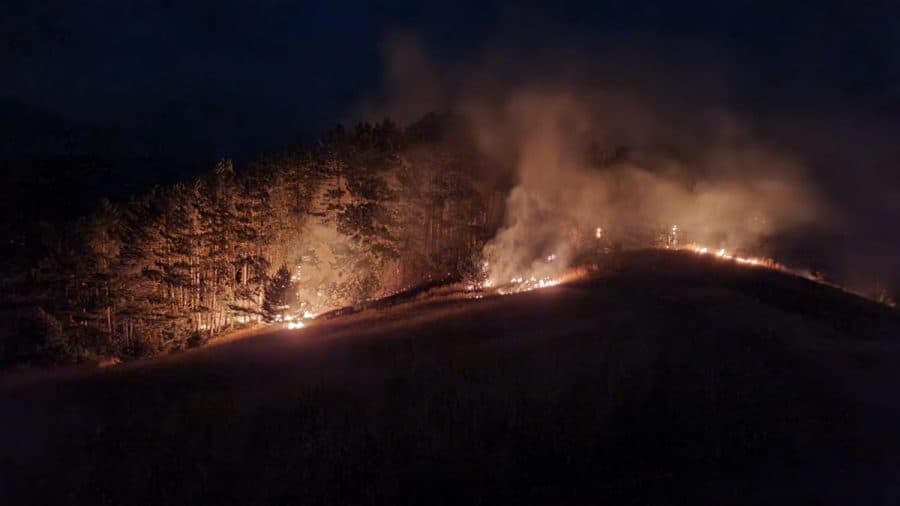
[[1, 250, 899, 505]]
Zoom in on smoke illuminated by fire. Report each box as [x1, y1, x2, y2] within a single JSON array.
[[470, 87, 837, 299], [366, 32, 899, 312]]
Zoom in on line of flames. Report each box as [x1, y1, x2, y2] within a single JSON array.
[[285, 234, 893, 327], [680, 243, 895, 307], [470, 242, 894, 308], [681, 244, 776, 268]]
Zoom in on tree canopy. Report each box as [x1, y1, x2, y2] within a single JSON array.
[[1, 115, 510, 364]]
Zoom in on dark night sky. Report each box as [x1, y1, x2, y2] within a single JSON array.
[[1, 1, 501, 160], [2, 1, 897, 162], [0, 0, 898, 288]]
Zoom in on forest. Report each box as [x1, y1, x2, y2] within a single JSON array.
[[3, 104, 888, 367], [0, 114, 513, 365]]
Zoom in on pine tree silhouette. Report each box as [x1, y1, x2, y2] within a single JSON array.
[[262, 264, 294, 323]]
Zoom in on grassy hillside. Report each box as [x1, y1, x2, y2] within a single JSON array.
[[1, 250, 898, 504]]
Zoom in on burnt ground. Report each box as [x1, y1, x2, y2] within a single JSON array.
[[2, 250, 899, 505]]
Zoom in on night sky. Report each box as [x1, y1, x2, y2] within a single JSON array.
[[3, 1, 897, 162], [2, 1, 899, 282], [2, 1, 499, 161]]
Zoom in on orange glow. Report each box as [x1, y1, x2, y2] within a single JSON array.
[[682, 243, 774, 269]]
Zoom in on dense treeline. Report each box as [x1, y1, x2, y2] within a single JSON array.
[[0, 114, 510, 365]]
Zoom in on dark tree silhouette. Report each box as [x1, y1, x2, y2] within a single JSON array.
[[262, 265, 294, 323]]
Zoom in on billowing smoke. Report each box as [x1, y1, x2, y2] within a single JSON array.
[[363, 33, 899, 297], [466, 88, 828, 284]]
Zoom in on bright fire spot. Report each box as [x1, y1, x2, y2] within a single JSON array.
[[676, 241, 892, 305], [595, 226, 603, 239], [684, 243, 771, 268], [496, 275, 562, 295], [303, 311, 317, 320], [286, 321, 305, 330], [546, 253, 557, 262]]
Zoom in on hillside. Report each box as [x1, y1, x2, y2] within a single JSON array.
[[1, 250, 899, 504]]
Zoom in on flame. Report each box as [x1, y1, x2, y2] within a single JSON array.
[[497, 276, 561, 295], [478, 263, 592, 296], [683, 243, 774, 268], [467, 268, 566, 296], [474, 217, 893, 307]]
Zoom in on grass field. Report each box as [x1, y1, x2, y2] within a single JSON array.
[[2, 250, 899, 504]]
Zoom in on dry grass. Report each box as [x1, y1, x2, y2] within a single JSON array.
[[1, 250, 898, 504]]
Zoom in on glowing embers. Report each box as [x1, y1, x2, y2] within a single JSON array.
[[502, 251, 563, 292], [465, 271, 562, 296], [497, 276, 561, 295], [465, 261, 494, 292], [684, 243, 774, 268], [282, 311, 316, 330], [679, 242, 895, 307]]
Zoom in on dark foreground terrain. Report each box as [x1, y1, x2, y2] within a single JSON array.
[[2, 250, 899, 505]]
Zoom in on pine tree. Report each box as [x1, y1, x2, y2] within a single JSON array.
[[262, 264, 294, 323], [20, 112, 511, 364]]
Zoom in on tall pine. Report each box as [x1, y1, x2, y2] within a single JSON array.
[[262, 264, 294, 323]]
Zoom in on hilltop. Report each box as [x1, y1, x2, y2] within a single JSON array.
[[1, 250, 898, 504]]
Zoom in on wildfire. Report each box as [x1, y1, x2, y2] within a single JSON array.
[[474, 250, 574, 296], [473, 259, 592, 297], [474, 222, 894, 307], [681, 243, 776, 269], [497, 276, 561, 295], [678, 241, 897, 306], [282, 312, 316, 330]]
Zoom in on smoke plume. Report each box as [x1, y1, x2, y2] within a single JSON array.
[[367, 32, 900, 297], [464, 87, 828, 283]]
